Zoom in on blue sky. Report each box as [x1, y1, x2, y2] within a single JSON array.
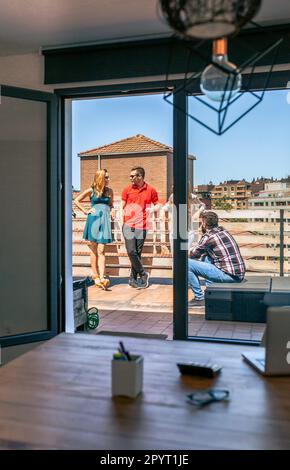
[[72, 90, 290, 190]]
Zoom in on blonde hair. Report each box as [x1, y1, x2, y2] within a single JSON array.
[[92, 169, 106, 198]]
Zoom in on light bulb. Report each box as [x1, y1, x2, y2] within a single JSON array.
[[200, 38, 242, 102]]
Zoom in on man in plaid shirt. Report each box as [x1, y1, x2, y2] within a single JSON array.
[[188, 211, 245, 306]]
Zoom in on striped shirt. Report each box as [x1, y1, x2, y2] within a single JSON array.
[[190, 226, 245, 280]]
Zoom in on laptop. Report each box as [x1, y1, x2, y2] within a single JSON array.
[[242, 306, 290, 376]]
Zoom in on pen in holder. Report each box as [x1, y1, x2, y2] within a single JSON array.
[[111, 343, 143, 398]]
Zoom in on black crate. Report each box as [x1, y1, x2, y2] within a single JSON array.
[[232, 292, 267, 322], [205, 278, 271, 323], [205, 290, 233, 321], [73, 276, 94, 330]]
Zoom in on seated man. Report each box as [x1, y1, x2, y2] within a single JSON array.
[[188, 211, 245, 306]]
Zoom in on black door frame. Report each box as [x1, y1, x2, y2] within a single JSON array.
[[56, 80, 188, 340], [0, 85, 60, 348]]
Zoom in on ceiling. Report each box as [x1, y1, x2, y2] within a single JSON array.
[[0, 0, 290, 56]]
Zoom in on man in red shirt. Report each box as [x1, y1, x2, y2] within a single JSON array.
[[122, 166, 159, 288]]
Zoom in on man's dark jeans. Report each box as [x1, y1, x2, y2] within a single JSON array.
[[122, 224, 147, 278]]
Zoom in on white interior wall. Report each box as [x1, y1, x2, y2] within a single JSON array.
[[0, 53, 51, 91]]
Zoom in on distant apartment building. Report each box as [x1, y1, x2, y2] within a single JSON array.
[[248, 181, 290, 210], [211, 180, 252, 210], [249, 178, 269, 196]]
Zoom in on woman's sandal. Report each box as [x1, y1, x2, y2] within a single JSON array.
[[93, 276, 103, 288], [93, 275, 110, 290], [100, 277, 110, 290]]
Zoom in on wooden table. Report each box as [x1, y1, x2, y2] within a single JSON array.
[[1, 333, 290, 450]]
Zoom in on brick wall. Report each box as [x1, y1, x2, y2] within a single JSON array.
[[80, 152, 172, 203], [166, 152, 173, 199]]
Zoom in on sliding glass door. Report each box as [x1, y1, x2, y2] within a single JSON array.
[[0, 85, 59, 350]]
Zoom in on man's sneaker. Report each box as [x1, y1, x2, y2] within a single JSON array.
[[139, 272, 150, 289], [128, 276, 139, 288], [188, 298, 205, 307]]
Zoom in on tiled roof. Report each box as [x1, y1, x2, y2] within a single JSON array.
[[217, 180, 250, 186], [79, 134, 172, 157]]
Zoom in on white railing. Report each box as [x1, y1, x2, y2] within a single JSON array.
[[73, 199, 290, 274]]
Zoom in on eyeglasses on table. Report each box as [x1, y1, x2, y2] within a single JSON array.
[[187, 388, 230, 407]]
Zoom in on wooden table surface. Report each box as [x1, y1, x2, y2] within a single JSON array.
[[1, 333, 290, 450]]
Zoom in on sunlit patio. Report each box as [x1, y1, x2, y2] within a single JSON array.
[[82, 276, 265, 341]]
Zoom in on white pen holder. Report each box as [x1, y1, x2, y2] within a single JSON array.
[[111, 354, 143, 398]]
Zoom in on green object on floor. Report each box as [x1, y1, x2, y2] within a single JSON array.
[[87, 307, 99, 329]]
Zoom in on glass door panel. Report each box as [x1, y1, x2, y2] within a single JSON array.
[[0, 86, 58, 348]]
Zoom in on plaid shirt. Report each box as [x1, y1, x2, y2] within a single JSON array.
[[190, 226, 245, 280]]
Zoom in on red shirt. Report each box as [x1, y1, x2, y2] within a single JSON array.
[[122, 182, 159, 229]]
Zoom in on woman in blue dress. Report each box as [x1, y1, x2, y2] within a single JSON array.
[[74, 169, 114, 290]]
